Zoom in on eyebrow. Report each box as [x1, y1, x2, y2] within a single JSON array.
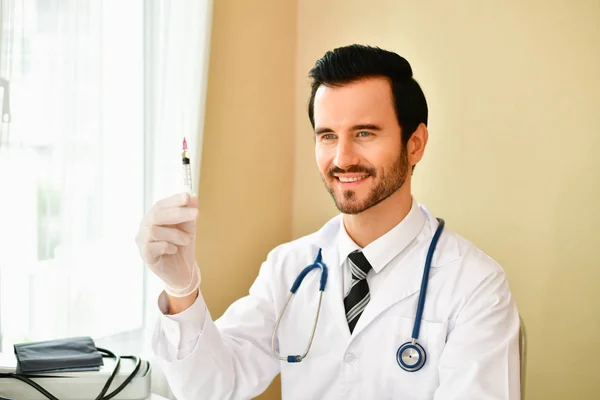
[[314, 124, 383, 135]]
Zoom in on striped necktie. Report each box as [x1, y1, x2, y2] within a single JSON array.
[[344, 250, 373, 334]]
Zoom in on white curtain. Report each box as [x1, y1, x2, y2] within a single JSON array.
[[145, 0, 212, 201], [141, 0, 213, 397], [0, 1, 212, 398], [0, 0, 146, 347]]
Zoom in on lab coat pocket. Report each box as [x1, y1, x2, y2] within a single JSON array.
[[399, 316, 448, 367], [374, 315, 448, 399]]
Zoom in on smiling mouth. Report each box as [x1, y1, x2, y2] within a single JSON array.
[[336, 175, 369, 183]]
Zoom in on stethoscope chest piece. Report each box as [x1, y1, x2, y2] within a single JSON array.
[[396, 341, 427, 372]]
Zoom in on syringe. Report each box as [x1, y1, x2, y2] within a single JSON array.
[[182, 137, 193, 194]]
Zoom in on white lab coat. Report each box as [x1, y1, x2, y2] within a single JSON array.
[[152, 205, 521, 400]]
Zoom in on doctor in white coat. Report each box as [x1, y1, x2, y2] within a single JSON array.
[[136, 44, 521, 399]]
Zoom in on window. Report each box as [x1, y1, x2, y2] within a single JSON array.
[[0, 0, 145, 353], [0, 3, 211, 377]]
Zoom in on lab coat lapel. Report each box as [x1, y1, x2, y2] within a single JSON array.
[[350, 217, 460, 338], [350, 252, 424, 337], [311, 215, 351, 341], [320, 243, 351, 340]]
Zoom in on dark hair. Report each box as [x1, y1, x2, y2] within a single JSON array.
[[308, 44, 428, 146]]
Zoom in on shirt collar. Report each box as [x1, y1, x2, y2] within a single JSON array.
[[337, 198, 426, 273]]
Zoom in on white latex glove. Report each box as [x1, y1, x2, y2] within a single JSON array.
[[135, 192, 200, 297]]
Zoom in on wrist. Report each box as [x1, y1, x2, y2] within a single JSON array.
[[164, 262, 201, 297], [167, 288, 199, 315]]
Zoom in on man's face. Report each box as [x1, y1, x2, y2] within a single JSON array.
[[313, 77, 409, 215]]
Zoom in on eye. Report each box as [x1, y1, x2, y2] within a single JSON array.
[[358, 131, 372, 137], [322, 133, 336, 140]]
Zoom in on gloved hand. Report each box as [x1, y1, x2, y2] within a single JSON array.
[[135, 192, 200, 297]]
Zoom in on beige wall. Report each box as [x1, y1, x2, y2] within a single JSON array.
[[293, 1, 600, 399], [196, 0, 297, 398], [198, 0, 600, 399]]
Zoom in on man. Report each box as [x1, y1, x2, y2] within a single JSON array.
[[136, 44, 521, 399]]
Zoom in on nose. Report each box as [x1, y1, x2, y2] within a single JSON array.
[[334, 138, 360, 170]]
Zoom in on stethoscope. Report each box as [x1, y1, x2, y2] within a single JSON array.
[[271, 217, 445, 372]]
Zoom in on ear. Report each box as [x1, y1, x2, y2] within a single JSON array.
[[407, 123, 428, 167]]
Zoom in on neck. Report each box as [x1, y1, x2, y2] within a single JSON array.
[[343, 185, 412, 248]]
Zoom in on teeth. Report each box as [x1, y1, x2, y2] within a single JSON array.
[[338, 176, 367, 182]]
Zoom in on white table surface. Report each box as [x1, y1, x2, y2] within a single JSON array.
[[146, 395, 169, 400]]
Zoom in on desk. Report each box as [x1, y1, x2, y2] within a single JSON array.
[[147, 395, 169, 400]]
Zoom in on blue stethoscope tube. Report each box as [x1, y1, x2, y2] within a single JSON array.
[[271, 248, 328, 363], [396, 217, 444, 372], [271, 218, 445, 373]]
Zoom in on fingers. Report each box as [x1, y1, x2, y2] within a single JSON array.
[[135, 192, 199, 264], [144, 241, 178, 264], [149, 204, 198, 226], [176, 220, 197, 235], [188, 195, 199, 209], [155, 192, 192, 209], [148, 225, 193, 246], [147, 192, 199, 226]]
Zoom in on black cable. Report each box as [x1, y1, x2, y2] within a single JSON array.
[[0, 348, 143, 400], [0, 372, 59, 400], [95, 348, 121, 400], [101, 355, 143, 400]]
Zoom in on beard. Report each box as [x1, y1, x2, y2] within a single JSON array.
[[322, 147, 409, 215]]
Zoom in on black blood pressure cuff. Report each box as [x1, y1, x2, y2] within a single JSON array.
[[13, 336, 104, 374]]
